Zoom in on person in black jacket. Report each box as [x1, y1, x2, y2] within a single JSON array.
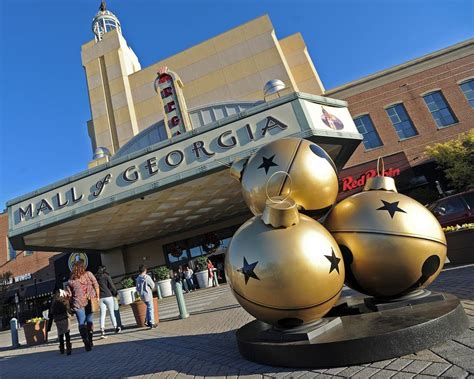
[[49, 289, 73, 355], [95, 266, 120, 338]]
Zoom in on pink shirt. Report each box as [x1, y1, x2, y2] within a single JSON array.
[[67, 271, 98, 311]]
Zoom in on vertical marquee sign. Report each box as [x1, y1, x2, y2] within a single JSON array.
[[154, 66, 192, 138]]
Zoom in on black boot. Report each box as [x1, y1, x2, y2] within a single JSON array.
[[58, 334, 65, 354], [65, 332, 72, 355], [79, 326, 92, 351], [87, 323, 94, 347]]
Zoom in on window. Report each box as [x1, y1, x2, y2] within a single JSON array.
[[423, 91, 457, 128], [460, 79, 474, 108], [433, 197, 465, 216], [462, 191, 474, 209], [23, 251, 33, 257], [7, 238, 16, 261], [385, 104, 418, 140], [353, 115, 383, 150]]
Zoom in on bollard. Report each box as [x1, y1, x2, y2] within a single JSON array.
[[10, 318, 19, 349], [213, 268, 219, 287], [173, 281, 189, 319], [156, 284, 163, 299]]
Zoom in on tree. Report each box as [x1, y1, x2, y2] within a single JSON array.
[[425, 130, 474, 191]]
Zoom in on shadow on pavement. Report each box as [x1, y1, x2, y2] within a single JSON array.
[[0, 329, 289, 378]]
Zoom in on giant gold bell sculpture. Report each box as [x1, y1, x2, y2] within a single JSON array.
[[324, 158, 447, 299], [230, 138, 339, 216], [225, 196, 345, 327]]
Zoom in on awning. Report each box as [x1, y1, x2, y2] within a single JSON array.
[[8, 93, 362, 252], [23, 280, 56, 300]]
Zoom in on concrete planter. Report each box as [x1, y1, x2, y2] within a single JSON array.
[[23, 320, 48, 346], [157, 279, 173, 297], [130, 297, 159, 327], [118, 287, 136, 305], [446, 229, 474, 265], [195, 270, 210, 289]]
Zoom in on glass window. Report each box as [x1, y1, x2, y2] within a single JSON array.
[[462, 191, 474, 209], [460, 79, 474, 108], [23, 251, 33, 257], [385, 104, 418, 140], [189, 245, 203, 258], [434, 197, 466, 215], [353, 115, 383, 150], [7, 238, 16, 261], [423, 91, 457, 128]]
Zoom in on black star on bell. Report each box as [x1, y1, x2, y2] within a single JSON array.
[[376, 200, 407, 219], [325, 249, 341, 274], [238, 257, 260, 284], [257, 155, 278, 174]]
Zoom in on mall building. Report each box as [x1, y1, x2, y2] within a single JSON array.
[[4, 2, 474, 288]]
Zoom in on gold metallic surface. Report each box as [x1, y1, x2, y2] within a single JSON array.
[[262, 199, 299, 228], [364, 176, 397, 192], [225, 206, 344, 326], [324, 189, 447, 299], [230, 158, 248, 182], [239, 138, 339, 215]]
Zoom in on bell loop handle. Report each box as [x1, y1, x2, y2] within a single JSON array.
[[265, 171, 293, 204], [377, 157, 385, 177]]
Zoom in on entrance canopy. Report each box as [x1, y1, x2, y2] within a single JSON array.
[[8, 92, 362, 252]]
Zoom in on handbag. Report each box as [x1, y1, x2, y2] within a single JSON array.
[[87, 297, 100, 313], [83, 272, 99, 313]]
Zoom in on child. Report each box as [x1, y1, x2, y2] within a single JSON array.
[[49, 289, 72, 355]]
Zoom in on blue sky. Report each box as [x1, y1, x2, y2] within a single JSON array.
[[0, 0, 473, 209]]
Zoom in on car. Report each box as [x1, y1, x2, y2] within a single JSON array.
[[427, 190, 474, 227]]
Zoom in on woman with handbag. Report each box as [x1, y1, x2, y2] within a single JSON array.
[[66, 260, 100, 351], [95, 265, 121, 338]]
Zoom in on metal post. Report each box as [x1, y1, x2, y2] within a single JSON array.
[[10, 318, 19, 348], [173, 281, 189, 319], [156, 284, 163, 299], [213, 268, 219, 287]]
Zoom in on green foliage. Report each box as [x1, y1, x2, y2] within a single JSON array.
[[195, 256, 208, 272], [154, 266, 171, 281], [120, 277, 135, 289], [426, 130, 474, 191]]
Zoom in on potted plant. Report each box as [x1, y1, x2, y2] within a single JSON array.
[[118, 277, 136, 305], [154, 266, 173, 297], [194, 256, 210, 289], [443, 223, 474, 265], [23, 317, 48, 346], [130, 294, 159, 327]]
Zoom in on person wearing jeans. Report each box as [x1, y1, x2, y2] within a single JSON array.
[[66, 260, 99, 352], [95, 266, 120, 338], [135, 264, 157, 328]]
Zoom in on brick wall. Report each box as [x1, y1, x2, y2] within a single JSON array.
[[0, 212, 61, 295], [328, 51, 474, 169]]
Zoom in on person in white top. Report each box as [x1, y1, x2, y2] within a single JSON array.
[[184, 266, 195, 291]]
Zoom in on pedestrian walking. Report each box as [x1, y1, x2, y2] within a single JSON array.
[[49, 289, 72, 356], [207, 259, 216, 287], [95, 265, 121, 338], [66, 260, 100, 351], [184, 266, 195, 291], [135, 265, 157, 328]]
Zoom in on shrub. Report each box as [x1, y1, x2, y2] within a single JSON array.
[[154, 266, 171, 281]]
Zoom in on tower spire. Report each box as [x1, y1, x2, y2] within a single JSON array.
[[92, 0, 121, 42]]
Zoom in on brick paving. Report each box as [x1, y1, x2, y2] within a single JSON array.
[[0, 264, 473, 378]]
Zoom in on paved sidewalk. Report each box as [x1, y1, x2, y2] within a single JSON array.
[[0, 265, 473, 378]]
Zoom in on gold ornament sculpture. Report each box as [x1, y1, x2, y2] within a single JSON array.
[[230, 138, 338, 216], [324, 158, 447, 299], [226, 161, 344, 327]]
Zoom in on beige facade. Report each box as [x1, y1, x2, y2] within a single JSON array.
[[82, 15, 325, 158]]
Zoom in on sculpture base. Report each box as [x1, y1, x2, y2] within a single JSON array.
[[236, 292, 468, 368]]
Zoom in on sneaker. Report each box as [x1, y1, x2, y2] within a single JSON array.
[[114, 326, 121, 333], [150, 323, 158, 329], [100, 330, 107, 339]]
